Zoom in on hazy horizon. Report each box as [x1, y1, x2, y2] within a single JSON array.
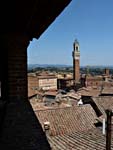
[[28, 63, 113, 68]]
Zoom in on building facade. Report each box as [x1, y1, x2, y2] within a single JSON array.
[[28, 72, 57, 97], [57, 78, 73, 90], [38, 75, 57, 90]]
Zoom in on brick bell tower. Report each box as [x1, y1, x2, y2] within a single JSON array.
[[72, 39, 80, 84]]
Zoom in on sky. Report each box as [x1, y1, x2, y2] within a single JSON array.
[[27, 0, 113, 66]]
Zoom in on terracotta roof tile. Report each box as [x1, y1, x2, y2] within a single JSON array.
[[94, 96, 113, 111], [77, 88, 100, 97], [35, 105, 97, 136], [47, 128, 110, 150]]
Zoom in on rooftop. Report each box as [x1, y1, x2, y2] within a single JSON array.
[[77, 87, 101, 97], [48, 128, 112, 150], [35, 105, 99, 136]]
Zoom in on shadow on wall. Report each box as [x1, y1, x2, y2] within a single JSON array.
[[0, 97, 51, 150]]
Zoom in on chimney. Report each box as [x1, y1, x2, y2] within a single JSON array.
[[44, 121, 50, 135], [104, 68, 109, 76]]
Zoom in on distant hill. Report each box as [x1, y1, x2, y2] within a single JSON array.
[[28, 64, 72, 70], [81, 65, 113, 69], [28, 64, 113, 70]]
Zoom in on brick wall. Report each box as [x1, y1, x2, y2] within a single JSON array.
[[0, 33, 50, 149], [73, 59, 80, 82], [28, 76, 39, 97]]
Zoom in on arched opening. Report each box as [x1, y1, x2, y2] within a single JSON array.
[[27, 1, 113, 149], [0, 0, 72, 149]]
